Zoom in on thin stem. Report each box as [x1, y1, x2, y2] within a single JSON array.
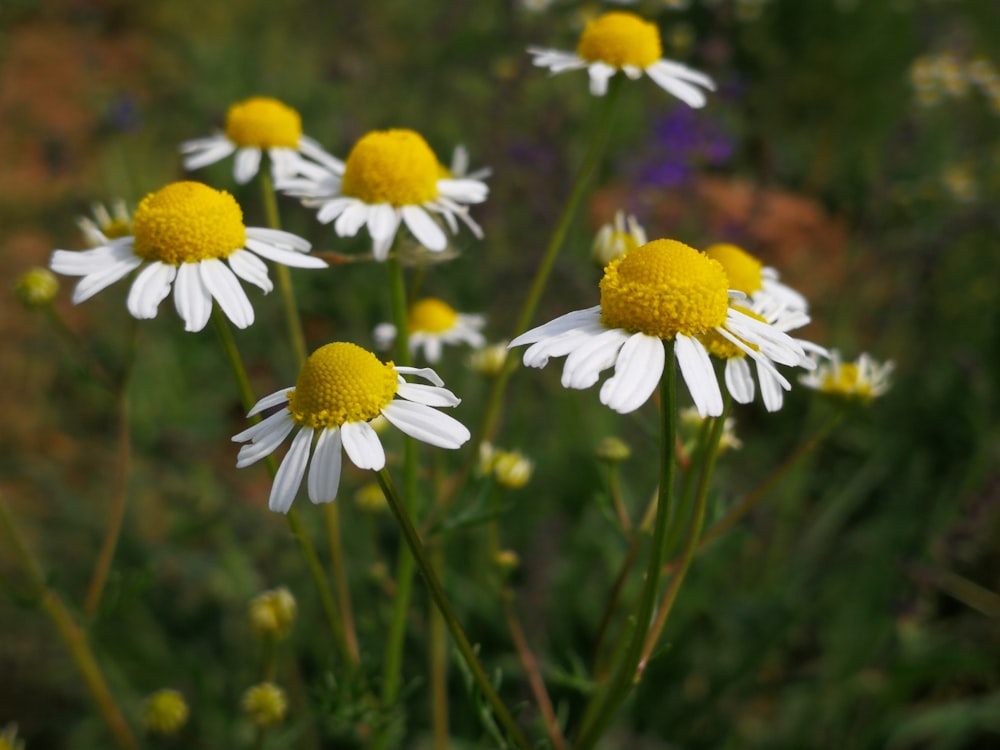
[[376, 469, 533, 750], [573, 339, 676, 750], [323, 503, 360, 663], [0, 496, 138, 750], [430, 546, 450, 750], [43, 306, 115, 389]]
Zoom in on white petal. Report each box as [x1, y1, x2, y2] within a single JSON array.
[[756, 363, 785, 412], [587, 62, 616, 96], [334, 202, 371, 237], [297, 135, 345, 174], [126, 262, 176, 320], [724, 357, 755, 404], [401, 205, 447, 251], [340, 421, 386, 471], [227, 249, 273, 293], [645, 62, 711, 108], [521, 322, 608, 369], [172, 262, 212, 332], [675, 334, 723, 417], [381, 401, 470, 449], [394, 366, 445, 386], [268, 426, 313, 514], [234, 411, 296, 467], [307, 427, 343, 504], [422, 336, 443, 363], [509, 306, 603, 348], [200, 258, 254, 330], [50, 241, 134, 276], [316, 197, 355, 224], [367, 204, 401, 241], [246, 386, 294, 418], [372, 235, 393, 262], [436, 178, 489, 204], [397, 381, 461, 407], [233, 147, 262, 184], [561, 328, 630, 390], [244, 237, 328, 269], [181, 139, 236, 171], [599, 333, 665, 414]]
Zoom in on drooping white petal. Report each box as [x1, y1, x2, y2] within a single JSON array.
[[244, 237, 328, 269], [422, 336, 443, 364], [724, 357, 755, 404], [509, 306, 603, 348], [268, 426, 313, 514], [181, 138, 237, 171], [70, 253, 145, 304], [245, 227, 312, 253], [200, 258, 254, 330], [50, 241, 135, 276], [645, 61, 712, 108], [297, 135, 345, 174], [340, 420, 386, 471], [334, 202, 371, 237], [521, 322, 608, 369], [367, 203, 401, 242], [246, 386, 294, 418], [234, 411, 296, 467], [172, 262, 212, 332], [314, 197, 355, 224], [436, 178, 489, 204], [381, 400, 470, 449], [126, 262, 176, 320], [397, 381, 461, 408], [756, 362, 786, 412], [402, 206, 447, 251], [675, 334, 723, 417], [527, 47, 589, 73], [394, 366, 445, 386], [599, 332, 665, 414], [561, 327, 630, 390], [233, 147, 262, 184], [587, 62, 617, 96], [227, 249, 273, 293], [307, 427, 343, 504]]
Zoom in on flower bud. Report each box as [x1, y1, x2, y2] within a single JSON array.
[[15, 268, 59, 309], [249, 587, 297, 640], [143, 689, 189, 736], [242, 682, 288, 727]]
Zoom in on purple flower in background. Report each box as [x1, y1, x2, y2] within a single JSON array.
[[632, 105, 735, 188]]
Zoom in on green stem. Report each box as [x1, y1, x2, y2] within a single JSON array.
[[430, 546, 450, 750], [573, 338, 677, 750], [376, 469, 533, 750]]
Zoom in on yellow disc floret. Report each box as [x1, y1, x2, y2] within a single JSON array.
[[224, 97, 302, 149], [600, 239, 729, 339], [409, 298, 459, 334], [132, 182, 247, 265], [700, 305, 764, 359], [704, 243, 764, 296], [576, 11, 662, 69], [341, 129, 440, 206], [289, 343, 399, 429]]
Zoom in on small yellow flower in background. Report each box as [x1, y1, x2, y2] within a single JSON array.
[[467, 340, 509, 375], [249, 586, 297, 640], [279, 128, 489, 261], [799, 350, 894, 403], [49, 181, 326, 332], [233, 342, 470, 513], [592, 210, 647, 268], [595, 436, 631, 463], [529, 10, 715, 106], [242, 682, 288, 728], [0, 723, 25, 750], [374, 297, 486, 363], [77, 199, 133, 248], [143, 689, 189, 736], [15, 268, 59, 309], [354, 482, 388, 513], [679, 407, 742, 453], [479, 442, 534, 488], [494, 549, 520, 574], [180, 96, 329, 185]]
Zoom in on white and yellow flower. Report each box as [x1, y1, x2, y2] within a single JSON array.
[[49, 181, 326, 332], [529, 11, 715, 106], [279, 128, 488, 261], [510, 239, 811, 417], [373, 297, 486, 363], [76, 199, 133, 247], [233, 342, 470, 513], [704, 242, 809, 313], [799, 350, 894, 402], [180, 96, 329, 185], [592, 209, 647, 267]]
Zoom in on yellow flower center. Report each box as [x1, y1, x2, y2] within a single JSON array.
[[576, 11, 663, 69], [132, 182, 247, 265], [409, 297, 459, 333], [224, 97, 302, 149], [704, 243, 763, 296], [288, 343, 399, 429], [700, 305, 765, 359], [102, 218, 132, 239], [341, 129, 440, 206], [600, 239, 729, 339], [821, 363, 874, 399]]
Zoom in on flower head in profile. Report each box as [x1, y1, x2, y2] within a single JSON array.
[[180, 96, 329, 185], [242, 683, 287, 727], [77, 199, 133, 247], [374, 297, 486, 363], [49, 181, 326, 332], [15, 267, 59, 309], [704, 243, 808, 312], [799, 350, 894, 402], [233, 342, 470, 513], [479, 442, 534, 489], [529, 11, 715, 106], [278, 128, 488, 261], [143, 689, 189, 736], [249, 586, 297, 640], [592, 209, 648, 267], [510, 239, 811, 417]]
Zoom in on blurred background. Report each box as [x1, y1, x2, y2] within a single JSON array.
[[2, 0, 999, 747]]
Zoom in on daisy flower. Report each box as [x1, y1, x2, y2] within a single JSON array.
[[180, 96, 329, 185], [699, 297, 827, 412], [77, 199, 133, 247], [528, 11, 715, 106], [592, 209, 648, 267], [278, 128, 488, 260], [704, 242, 809, 312], [232, 342, 471, 513], [799, 350, 895, 402], [509, 239, 811, 417], [49, 181, 326, 332], [373, 297, 486, 363]]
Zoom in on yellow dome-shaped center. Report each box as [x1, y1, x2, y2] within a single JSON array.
[[132, 182, 247, 265], [224, 97, 302, 149], [822, 363, 869, 398], [700, 305, 765, 359], [600, 239, 729, 339], [704, 243, 763, 296], [341, 129, 440, 206], [409, 298, 459, 334], [288, 343, 399, 429], [576, 11, 662, 69]]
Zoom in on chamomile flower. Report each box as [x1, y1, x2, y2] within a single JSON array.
[[700, 298, 826, 411], [799, 350, 894, 402], [232, 342, 470, 513], [509, 239, 809, 417], [278, 128, 488, 261], [49, 181, 326, 332], [180, 96, 329, 185], [373, 297, 486, 363], [705, 242, 809, 312], [77, 199, 132, 247], [529, 11, 715, 106], [592, 209, 647, 267]]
